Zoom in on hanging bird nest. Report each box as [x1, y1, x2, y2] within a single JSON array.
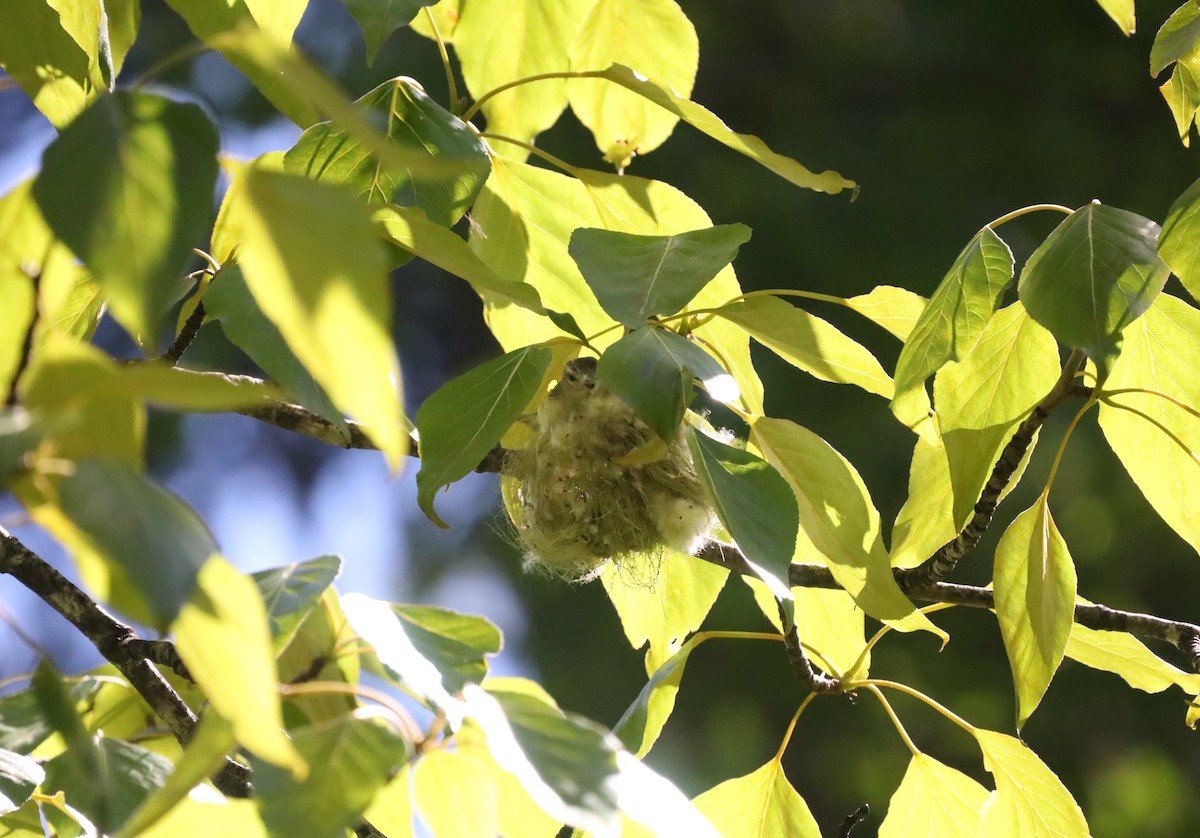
[[501, 357, 715, 581]]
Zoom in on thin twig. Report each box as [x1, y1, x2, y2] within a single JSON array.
[[5, 266, 41, 407], [161, 300, 207, 366], [838, 804, 870, 837]]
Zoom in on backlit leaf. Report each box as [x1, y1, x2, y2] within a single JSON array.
[[415, 345, 552, 526], [1096, 294, 1200, 555], [252, 555, 343, 653], [42, 738, 171, 835], [1093, 0, 1135, 35], [344, 0, 433, 63], [687, 428, 797, 600], [0, 749, 43, 816], [1150, 2, 1200, 76], [879, 753, 989, 838], [744, 577, 869, 679], [33, 91, 219, 346], [569, 225, 751, 327], [413, 750, 499, 837], [993, 500, 1077, 729], [223, 167, 405, 467], [173, 557, 305, 773], [285, 76, 489, 225], [593, 64, 855, 195], [693, 759, 820, 838], [1019, 203, 1168, 379], [891, 227, 1013, 431], [1158, 175, 1200, 303], [750, 417, 946, 639], [973, 729, 1089, 837], [844, 285, 929, 341], [1066, 621, 1200, 696], [0, 0, 93, 127], [567, 0, 698, 167], [613, 637, 700, 758], [716, 295, 894, 398]]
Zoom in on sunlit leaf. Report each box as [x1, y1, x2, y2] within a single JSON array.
[[716, 295, 894, 398], [879, 753, 989, 838], [33, 91, 219, 346], [612, 751, 720, 838], [1066, 620, 1200, 696], [567, 0, 698, 167], [1151, 2, 1200, 77], [600, 329, 735, 440], [251, 555, 343, 653], [569, 225, 751, 327], [453, 0, 590, 149], [0, 749, 44, 816], [42, 737, 171, 834], [173, 557, 305, 774], [692, 759, 820, 838], [1093, 0, 1134, 35], [993, 500, 1077, 730], [416, 345, 551, 526], [252, 716, 409, 836], [1019, 203, 1168, 379], [392, 604, 502, 692], [934, 303, 1060, 526], [129, 798, 267, 838], [1096, 294, 1200, 556], [973, 729, 1089, 837], [1158, 175, 1200, 303], [1157, 56, 1200, 146], [344, 0, 433, 63], [688, 429, 797, 601], [613, 637, 700, 758], [744, 577, 869, 679], [750, 417, 946, 639], [844, 285, 929, 341], [601, 553, 728, 674], [285, 76, 489, 225], [223, 167, 405, 467], [0, 0, 94, 127], [593, 64, 855, 195], [374, 204, 545, 312], [891, 227, 1013, 431], [412, 749, 499, 837]]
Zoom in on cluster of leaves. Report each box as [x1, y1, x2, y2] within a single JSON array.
[[2, 0, 1200, 836]]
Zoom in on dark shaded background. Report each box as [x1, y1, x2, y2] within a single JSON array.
[[3, 0, 1199, 834]]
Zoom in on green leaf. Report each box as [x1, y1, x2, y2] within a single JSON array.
[[716, 296, 894, 398], [1066, 621, 1200, 696], [889, 433, 956, 569], [745, 577, 870, 679], [252, 716, 409, 838], [51, 459, 217, 629], [844, 285, 929, 341], [687, 428, 797, 601], [374, 204, 545, 312], [126, 799, 267, 838], [566, 0, 698, 167], [412, 750, 499, 837], [692, 759, 821, 838], [0, 749, 44, 816], [934, 303, 1060, 527], [0, 0, 94, 127], [0, 688, 55, 754], [203, 264, 348, 434], [343, 0, 433, 63], [284, 77, 489, 225], [891, 227, 1013, 430], [42, 739, 171, 835], [599, 329, 735, 440], [415, 345, 552, 526], [252, 555, 343, 653], [600, 552, 728, 674], [454, 0, 591, 148], [1151, 2, 1200, 76], [569, 225, 751, 327], [973, 729, 1090, 837], [613, 637, 700, 757], [33, 91, 219, 346], [173, 557, 305, 773], [393, 604, 503, 692], [879, 754, 989, 838], [223, 167, 406, 467], [1158, 175, 1200, 303], [1093, 0, 1135, 35], [751, 416, 946, 639], [109, 364, 282, 412], [1096, 294, 1200, 555], [593, 64, 855, 195], [1019, 203, 1168, 379], [1157, 56, 1200, 145], [466, 683, 620, 834], [993, 500, 1077, 730]]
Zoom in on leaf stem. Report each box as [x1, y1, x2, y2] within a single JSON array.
[[1100, 386, 1200, 424], [984, 203, 1075, 231], [773, 692, 817, 762], [281, 680, 422, 741], [857, 678, 977, 735], [1041, 392, 1098, 497], [861, 683, 921, 756], [423, 7, 459, 110], [462, 70, 605, 122], [1098, 396, 1200, 471], [480, 133, 577, 173]]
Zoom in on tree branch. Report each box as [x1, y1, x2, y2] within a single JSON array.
[[160, 300, 207, 366], [896, 350, 1089, 588], [0, 528, 251, 797]]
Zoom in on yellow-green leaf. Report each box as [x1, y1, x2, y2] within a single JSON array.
[[692, 760, 820, 838], [744, 576, 869, 680], [613, 637, 699, 758], [1093, 0, 1135, 35], [716, 296, 894, 398], [0, 0, 94, 127], [223, 167, 405, 468], [993, 500, 1077, 730], [934, 303, 1060, 526], [879, 753, 989, 838], [1097, 294, 1200, 555], [567, 0, 698, 167], [130, 798, 267, 838], [172, 557, 306, 774], [1066, 621, 1200, 697], [750, 416, 946, 640], [1159, 175, 1200, 302], [413, 749, 499, 838], [973, 729, 1089, 837], [601, 551, 728, 674], [844, 285, 929, 341]]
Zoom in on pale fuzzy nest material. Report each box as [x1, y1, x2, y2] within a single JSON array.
[[501, 359, 715, 581]]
